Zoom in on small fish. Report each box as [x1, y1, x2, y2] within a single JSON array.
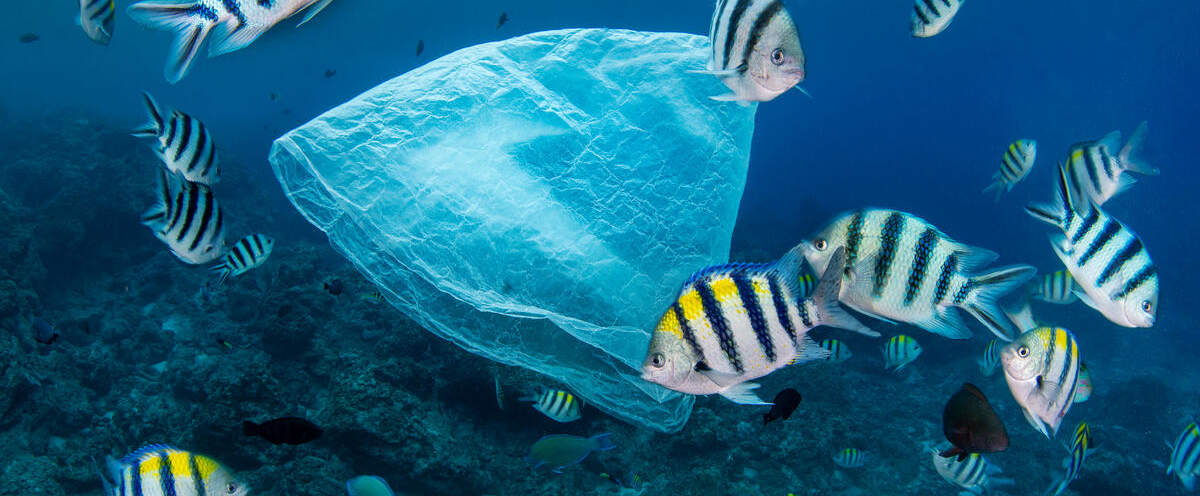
[[494, 376, 505, 410], [243, 417, 323, 445], [362, 290, 383, 303], [1032, 270, 1079, 305], [982, 139, 1036, 202], [696, 0, 806, 104], [819, 338, 852, 363], [763, 388, 801, 425], [324, 68, 336, 78], [415, 40, 424, 57], [911, 0, 964, 38], [140, 171, 227, 265], [1026, 164, 1158, 328], [522, 389, 582, 423], [526, 433, 615, 474], [1047, 421, 1095, 496], [97, 444, 248, 496], [19, 33, 40, 43], [127, 0, 335, 83], [940, 383, 1008, 461], [346, 475, 394, 496], [802, 208, 1036, 341], [32, 318, 59, 345], [497, 12, 508, 29], [323, 278, 344, 295], [1073, 362, 1092, 403], [1001, 327, 1081, 438], [930, 448, 1013, 493], [794, 273, 817, 299], [210, 234, 275, 285], [216, 338, 233, 350], [1063, 121, 1157, 207], [133, 92, 220, 185], [832, 448, 867, 468], [1168, 422, 1200, 491], [641, 246, 877, 405], [80, 0, 115, 44], [882, 334, 922, 371], [977, 339, 1001, 377]]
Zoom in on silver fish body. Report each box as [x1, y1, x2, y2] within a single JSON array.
[[98, 444, 248, 496], [1063, 122, 1157, 207], [699, 0, 806, 103], [1001, 327, 1080, 438], [911, 0, 964, 38], [141, 171, 226, 265], [134, 93, 220, 185], [930, 448, 1011, 493]]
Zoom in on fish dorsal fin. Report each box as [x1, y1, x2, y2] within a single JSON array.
[[121, 444, 176, 465]]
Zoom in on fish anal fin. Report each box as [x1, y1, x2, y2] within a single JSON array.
[[717, 382, 771, 406]]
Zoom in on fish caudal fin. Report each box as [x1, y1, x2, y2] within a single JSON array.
[[242, 420, 259, 437], [961, 265, 1038, 342], [298, 0, 335, 27], [1026, 163, 1078, 228], [589, 433, 615, 452], [981, 176, 1008, 203], [132, 91, 165, 138], [127, 2, 216, 84], [140, 170, 173, 233], [1119, 120, 1158, 175], [799, 246, 879, 337], [209, 262, 232, 285]]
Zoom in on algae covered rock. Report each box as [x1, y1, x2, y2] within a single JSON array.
[[270, 28, 756, 432]]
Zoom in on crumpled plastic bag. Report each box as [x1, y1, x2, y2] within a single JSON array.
[[269, 28, 756, 432]]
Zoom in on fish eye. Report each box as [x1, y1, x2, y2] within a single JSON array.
[[651, 352, 665, 368], [1016, 346, 1029, 358], [1141, 300, 1152, 313], [227, 483, 238, 494], [814, 239, 828, 251], [771, 48, 785, 65]]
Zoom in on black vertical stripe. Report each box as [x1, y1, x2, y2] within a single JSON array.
[[1098, 238, 1142, 285], [873, 212, 906, 297], [1071, 208, 1099, 244], [159, 452, 177, 496], [166, 183, 185, 231], [231, 244, 247, 268], [251, 235, 265, 256], [1077, 219, 1120, 266], [673, 302, 704, 358], [212, 207, 224, 243], [131, 459, 143, 496], [186, 124, 208, 173], [189, 454, 206, 496], [767, 275, 796, 343], [710, 0, 730, 40], [1099, 148, 1116, 179], [1003, 147, 1019, 177], [696, 282, 742, 373], [733, 275, 775, 362], [165, 115, 178, 148], [933, 254, 957, 304], [1115, 265, 1157, 299], [1054, 334, 1075, 406], [176, 116, 193, 162], [952, 278, 973, 306], [721, 0, 752, 70], [797, 299, 813, 328], [199, 143, 217, 178], [175, 185, 199, 242], [189, 190, 216, 251], [845, 210, 865, 268], [912, 3, 930, 25], [739, 1, 785, 73], [921, 0, 941, 17], [1082, 147, 1103, 193], [905, 228, 938, 304]]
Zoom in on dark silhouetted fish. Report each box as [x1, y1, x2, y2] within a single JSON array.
[[497, 12, 508, 29], [324, 69, 336, 78], [323, 278, 344, 295], [763, 388, 801, 425], [19, 33, 39, 43], [941, 383, 1008, 460], [243, 417, 323, 445], [33, 318, 59, 345], [415, 40, 424, 57]]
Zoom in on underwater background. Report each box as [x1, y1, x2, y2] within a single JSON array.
[[2, 0, 1199, 495]]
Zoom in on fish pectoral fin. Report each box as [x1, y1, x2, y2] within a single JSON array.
[[716, 382, 772, 406], [1073, 288, 1101, 311], [696, 367, 741, 388]]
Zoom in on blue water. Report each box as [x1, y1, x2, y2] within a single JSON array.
[[2, 0, 1199, 494]]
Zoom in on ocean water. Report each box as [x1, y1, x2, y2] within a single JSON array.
[[1, 0, 1198, 495]]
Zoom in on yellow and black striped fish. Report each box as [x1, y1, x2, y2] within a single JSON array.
[[1047, 421, 1095, 496], [99, 444, 247, 496], [931, 449, 1012, 492], [1032, 270, 1078, 305], [832, 448, 867, 468], [523, 388, 582, 423], [819, 339, 852, 363], [983, 139, 1036, 202], [882, 334, 922, 371], [641, 247, 877, 405], [1169, 422, 1200, 491], [80, 0, 115, 44], [1000, 327, 1081, 438]]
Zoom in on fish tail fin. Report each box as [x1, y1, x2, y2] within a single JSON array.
[[96, 456, 121, 496], [1119, 120, 1158, 175], [961, 266, 1038, 342], [209, 263, 231, 285], [132, 91, 165, 138], [981, 174, 1007, 203], [589, 433, 615, 451], [1026, 162, 1076, 228], [242, 421, 259, 437], [126, 2, 216, 84], [1181, 473, 1197, 491], [140, 170, 172, 232], [297, 0, 335, 27], [786, 246, 879, 337], [1003, 296, 1036, 335]]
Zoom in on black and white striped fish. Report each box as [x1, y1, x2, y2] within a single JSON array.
[[1001, 327, 1081, 438], [930, 448, 1013, 493], [79, 0, 115, 45], [1047, 421, 1095, 496], [1032, 270, 1079, 305], [1064, 121, 1157, 207], [522, 388, 582, 423], [1168, 422, 1200, 491], [802, 208, 1036, 341], [695, 0, 806, 104], [911, 0, 964, 38], [127, 0, 335, 83], [819, 338, 852, 363], [882, 334, 921, 371], [210, 234, 274, 285], [983, 139, 1036, 202], [641, 247, 878, 405], [133, 93, 220, 185], [977, 339, 1002, 377], [141, 171, 227, 265], [98, 444, 248, 496], [1026, 164, 1158, 328], [832, 448, 867, 468]]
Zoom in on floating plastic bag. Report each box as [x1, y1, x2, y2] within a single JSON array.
[[270, 28, 756, 432]]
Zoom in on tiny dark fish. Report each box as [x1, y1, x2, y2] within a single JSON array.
[[940, 383, 1008, 460], [243, 417, 323, 445], [415, 40, 424, 57], [33, 318, 59, 345], [497, 12, 509, 29], [216, 338, 233, 350], [19, 33, 39, 43], [323, 279, 344, 296], [763, 388, 802, 425], [269, 92, 280, 102], [324, 69, 336, 78]]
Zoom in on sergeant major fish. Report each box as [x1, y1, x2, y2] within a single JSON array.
[[832, 448, 867, 469], [1047, 421, 1095, 496], [211, 234, 274, 285], [982, 139, 1036, 202], [141, 171, 226, 265], [882, 334, 922, 371], [127, 0, 335, 83], [1001, 327, 1081, 438], [80, 0, 116, 45], [133, 92, 220, 185], [1168, 422, 1200, 491], [641, 247, 878, 405], [930, 448, 1013, 494], [1032, 270, 1079, 305], [1026, 164, 1158, 328], [802, 208, 1036, 341], [522, 388, 582, 423], [819, 338, 852, 363], [911, 0, 964, 38], [1063, 121, 1157, 207], [695, 0, 806, 104], [98, 444, 248, 496]]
